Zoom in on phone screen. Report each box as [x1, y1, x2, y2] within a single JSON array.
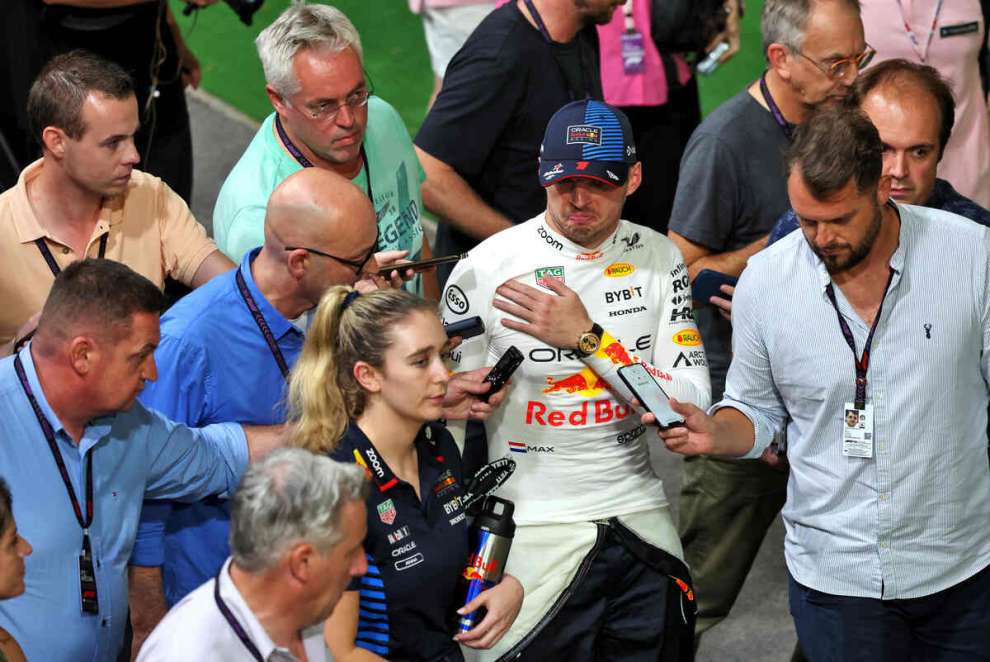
[[618, 364, 684, 428]]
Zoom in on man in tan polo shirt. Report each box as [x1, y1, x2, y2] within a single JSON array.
[[0, 50, 233, 355]]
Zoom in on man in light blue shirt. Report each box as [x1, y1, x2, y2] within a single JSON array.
[[0, 259, 283, 662], [658, 106, 990, 658]]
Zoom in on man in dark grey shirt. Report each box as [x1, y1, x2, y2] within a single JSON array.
[[667, 0, 871, 647]]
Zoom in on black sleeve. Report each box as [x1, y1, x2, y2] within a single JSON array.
[[414, 39, 527, 180]]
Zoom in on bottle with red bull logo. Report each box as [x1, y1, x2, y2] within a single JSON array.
[[453, 496, 515, 634]]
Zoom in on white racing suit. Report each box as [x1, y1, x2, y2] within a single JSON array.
[[441, 214, 711, 660]]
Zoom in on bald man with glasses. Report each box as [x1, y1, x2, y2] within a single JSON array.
[[666, 0, 870, 651]]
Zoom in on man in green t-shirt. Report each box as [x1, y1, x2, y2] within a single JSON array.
[[214, 3, 432, 296]]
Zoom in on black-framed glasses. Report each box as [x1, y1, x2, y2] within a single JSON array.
[[285, 230, 379, 273], [796, 43, 876, 81]]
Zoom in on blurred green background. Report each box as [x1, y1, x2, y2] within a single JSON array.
[[171, 0, 765, 132]]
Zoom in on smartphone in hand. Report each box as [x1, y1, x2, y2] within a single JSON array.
[[617, 363, 685, 429]]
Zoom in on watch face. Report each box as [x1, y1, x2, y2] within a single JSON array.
[[579, 333, 600, 354]]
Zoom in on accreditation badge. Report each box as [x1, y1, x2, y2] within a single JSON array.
[[841, 403, 873, 458]]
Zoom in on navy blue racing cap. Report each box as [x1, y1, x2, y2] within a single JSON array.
[[538, 99, 637, 188]]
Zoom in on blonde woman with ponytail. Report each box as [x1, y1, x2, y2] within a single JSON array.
[[288, 286, 522, 662]]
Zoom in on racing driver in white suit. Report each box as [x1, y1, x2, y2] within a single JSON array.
[[442, 100, 711, 661]]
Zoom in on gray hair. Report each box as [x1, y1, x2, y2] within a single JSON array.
[[762, 0, 861, 56], [256, 3, 364, 97], [229, 448, 368, 573]]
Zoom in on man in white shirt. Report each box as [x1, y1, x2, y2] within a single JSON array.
[[137, 449, 369, 662]]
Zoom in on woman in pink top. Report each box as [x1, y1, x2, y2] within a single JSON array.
[[596, 0, 740, 233], [861, 0, 990, 207]]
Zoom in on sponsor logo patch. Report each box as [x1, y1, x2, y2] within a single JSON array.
[[377, 498, 397, 525], [387, 525, 411, 545], [576, 250, 603, 261], [433, 470, 457, 495], [673, 330, 701, 346], [604, 262, 635, 278], [542, 163, 565, 180], [394, 552, 424, 571], [537, 226, 564, 251], [445, 285, 469, 315], [535, 266, 565, 289], [566, 125, 602, 145]]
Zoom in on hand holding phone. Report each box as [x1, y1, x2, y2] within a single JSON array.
[[377, 253, 467, 275], [617, 363, 685, 429]]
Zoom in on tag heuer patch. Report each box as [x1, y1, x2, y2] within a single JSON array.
[[535, 266, 565, 289], [377, 498, 397, 525], [566, 125, 602, 145]]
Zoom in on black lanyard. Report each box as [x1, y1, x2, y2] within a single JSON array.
[[522, 0, 593, 101], [14, 353, 99, 614], [274, 114, 375, 204], [235, 270, 290, 380], [759, 73, 795, 141], [35, 233, 108, 277], [823, 268, 895, 410], [213, 572, 265, 662]]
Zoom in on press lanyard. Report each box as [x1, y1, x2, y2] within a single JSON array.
[[214, 573, 265, 662], [35, 233, 108, 277], [622, 0, 635, 33], [14, 353, 99, 614], [759, 73, 795, 141], [274, 114, 374, 204], [522, 0, 593, 100], [235, 270, 290, 380], [896, 0, 944, 63], [823, 268, 895, 409]]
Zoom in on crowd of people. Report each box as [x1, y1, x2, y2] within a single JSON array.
[[0, 0, 989, 661]]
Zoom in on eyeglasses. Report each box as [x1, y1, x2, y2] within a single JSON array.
[[296, 85, 373, 123], [795, 44, 876, 81], [285, 232, 379, 273]]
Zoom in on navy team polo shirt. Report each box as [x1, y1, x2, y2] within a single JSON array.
[[332, 421, 470, 661]]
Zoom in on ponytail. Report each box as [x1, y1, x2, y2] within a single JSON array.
[[287, 286, 437, 454]]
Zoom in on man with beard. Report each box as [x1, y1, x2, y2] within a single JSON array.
[[415, 0, 621, 286], [665, 0, 872, 645], [655, 105, 990, 660]]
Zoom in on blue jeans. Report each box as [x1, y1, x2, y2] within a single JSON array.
[[789, 563, 990, 661]]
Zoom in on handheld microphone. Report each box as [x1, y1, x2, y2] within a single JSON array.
[[461, 456, 516, 513]]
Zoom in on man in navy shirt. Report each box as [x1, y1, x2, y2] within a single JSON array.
[[770, 59, 990, 245]]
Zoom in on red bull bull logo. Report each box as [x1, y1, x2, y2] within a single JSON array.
[[543, 367, 608, 397], [598, 341, 633, 366]]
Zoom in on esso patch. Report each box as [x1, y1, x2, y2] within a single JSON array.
[[604, 262, 635, 278], [672, 330, 701, 346]]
